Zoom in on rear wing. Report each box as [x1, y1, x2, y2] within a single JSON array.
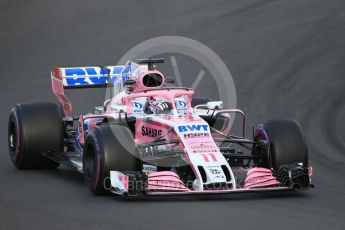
[[51, 62, 147, 116], [51, 66, 125, 116], [51, 66, 124, 89]]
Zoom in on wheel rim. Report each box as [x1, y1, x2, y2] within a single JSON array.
[[255, 132, 271, 168], [9, 134, 14, 148], [9, 122, 17, 156]]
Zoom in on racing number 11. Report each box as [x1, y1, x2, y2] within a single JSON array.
[[201, 153, 217, 162]]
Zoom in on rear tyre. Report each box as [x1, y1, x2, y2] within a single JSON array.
[[83, 125, 140, 195], [8, 102, 63, 169], [254, 119, 308, 170]]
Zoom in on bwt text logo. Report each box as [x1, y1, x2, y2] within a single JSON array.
[[63, 66, 124, 86], [178, 124, 209, 133]]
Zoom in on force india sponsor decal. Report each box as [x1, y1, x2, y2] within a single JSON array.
[[206, 166, 225, 178], [206, 166, 222, 175], [132, 101, 143, 113], [178, 124, 209, 133], [183, 133, 210, 138], [141, 126, 162, 138], [175, 99, 188, 114], [183, 133, 219, 154], [188, 141, 218, 153]]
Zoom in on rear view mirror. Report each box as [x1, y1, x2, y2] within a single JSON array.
[[110, 105, 128, 113], [207, 101, 223, 110], [94, 106, 104, 114]]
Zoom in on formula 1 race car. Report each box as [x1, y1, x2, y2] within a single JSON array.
[[8, 58, 313, 196]]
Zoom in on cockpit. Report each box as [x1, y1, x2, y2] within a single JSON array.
[[131, 94, 190, 116]]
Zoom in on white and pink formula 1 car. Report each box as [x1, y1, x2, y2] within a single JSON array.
[[8, 58, 313, 196]]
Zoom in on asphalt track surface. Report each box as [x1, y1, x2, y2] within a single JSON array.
[[1, 0, 345, 229]]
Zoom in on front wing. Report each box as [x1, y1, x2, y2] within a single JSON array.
[[109, 170, 304, 197]]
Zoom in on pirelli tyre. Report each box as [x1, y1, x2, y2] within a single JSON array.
[[254, 119, 309, 170], [83, 125, 141, 195], [8, 102, 64, 169]]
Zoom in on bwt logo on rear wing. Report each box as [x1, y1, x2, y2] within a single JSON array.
[[52, 61, 142, 89], [53, 66, 126, 88]]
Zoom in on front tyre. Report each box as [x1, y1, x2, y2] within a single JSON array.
[[83, 125, 140, 195], [254, 119, 310, 187], [254, 119, 308, 169]]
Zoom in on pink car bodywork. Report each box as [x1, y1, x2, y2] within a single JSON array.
[[50, 61, 296, 195]]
